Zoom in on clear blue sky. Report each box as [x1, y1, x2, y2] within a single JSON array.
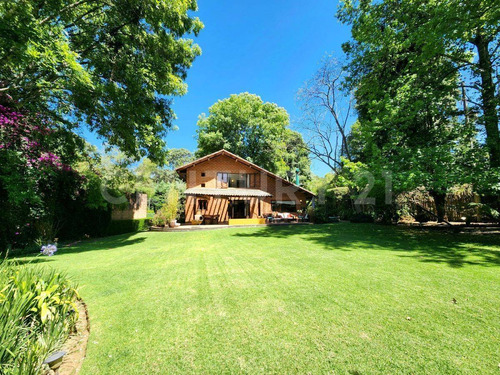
[[83, 0, 352, 176]]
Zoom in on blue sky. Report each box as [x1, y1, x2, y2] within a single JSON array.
[[83, 0, 352, 176]]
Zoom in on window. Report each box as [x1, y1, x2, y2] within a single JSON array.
[[198, 199, 208, 211], [217, 173, 260, 188], [201, 183, 205, 187], [217, 172, 228, 188], [272, 200, 297, 213], [201, 172, 206, 177], [228, 173, 246, 188]]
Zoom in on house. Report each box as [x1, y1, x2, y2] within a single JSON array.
[[175, 149, 315, 225]]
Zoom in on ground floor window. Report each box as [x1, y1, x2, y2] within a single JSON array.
[[197, 199, 208, 211], [271, 200, 297, 212]]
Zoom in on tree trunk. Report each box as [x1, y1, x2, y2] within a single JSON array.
[[473, 30, 500, 168], [430, 190, 446, 223]]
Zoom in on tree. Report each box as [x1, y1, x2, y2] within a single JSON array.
[[423, 0, 500, 168], [98, 147, 190, 214], [339, 0, 499, 170], [297, 56, 354, 171], [0, 0, 203, 162], [150, 149, 191, 211], [337, 0, 483, 222], [0, 105, 104, 247], [278, 130, 312, 185], [196, 93, 311, 180], [165, 148, 194, 170]]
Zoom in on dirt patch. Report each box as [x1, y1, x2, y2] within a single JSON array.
[[46, 300, 90, 375]]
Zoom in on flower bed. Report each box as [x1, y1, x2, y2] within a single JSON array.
[[0, 259, 79, 375]]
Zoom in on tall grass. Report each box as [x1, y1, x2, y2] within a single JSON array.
[[0, 258, 79, 375]]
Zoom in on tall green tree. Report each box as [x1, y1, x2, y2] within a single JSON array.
[[422, 0, 500, 168], [165, 148, 195, 169], [0, 0, 203, 162], [338, 0, 485, 221], [339, 0, 499, 169], [278, 130, 312, 184], [196, 93, 311, 182]]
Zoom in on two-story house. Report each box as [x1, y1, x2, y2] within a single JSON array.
[[175, 149, 315, 225]]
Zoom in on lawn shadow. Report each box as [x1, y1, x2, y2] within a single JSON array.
[[10, 232, 147, 264], [233, 223, 500, 268]]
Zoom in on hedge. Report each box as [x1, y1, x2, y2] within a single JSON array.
[[105, 219, 149, 236]]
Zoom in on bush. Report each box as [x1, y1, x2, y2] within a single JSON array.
[[57, 206, 112, 241], [349, 212, 375, 223], [151, 215, 166, 227], [105, 219, 149, 236], [152, 189, 180, 226], [308, 205, 329, 224], [164, 188, 179, 222], [0, 259, 79, 375]]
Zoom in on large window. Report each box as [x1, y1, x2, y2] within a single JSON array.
[[271, 200, 297, 213], [217, 173, 260, 189]]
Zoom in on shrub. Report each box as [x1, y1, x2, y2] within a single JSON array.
[[105, 219, 148, 236], [151, 215, 166, 227], [152, 189, 180, 226], [164, 188, 179, 222], [349, 212, 375, 223], [308, 205, 329, 224], [0, 259, 79, 375]]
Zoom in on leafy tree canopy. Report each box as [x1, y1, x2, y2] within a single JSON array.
[[336, 0, 496, 220], [165, 148, 195, 170], [0, 0, 203, 163], [196, 93, 311, 183], [98, 147, 190, 204], [339, 0, 499, 172]]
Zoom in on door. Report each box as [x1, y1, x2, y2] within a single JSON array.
[[229, 200, 248, 219]]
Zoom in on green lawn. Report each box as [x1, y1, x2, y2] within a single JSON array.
[[21, 224, 500, 374]]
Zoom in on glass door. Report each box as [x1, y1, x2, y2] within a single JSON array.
[[229, 199, 249, 218]]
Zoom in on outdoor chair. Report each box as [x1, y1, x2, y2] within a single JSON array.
[[299, 213, 309, 222]]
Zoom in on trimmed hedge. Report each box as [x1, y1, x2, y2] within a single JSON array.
[[105, 219, 149, 236]]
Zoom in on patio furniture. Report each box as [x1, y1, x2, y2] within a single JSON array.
[[280, 212, 297, 222], [203, 214, 219, 225], [299, 213, 309, 222]]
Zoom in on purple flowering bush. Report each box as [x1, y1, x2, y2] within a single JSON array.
[[0, 104, 89, 249]]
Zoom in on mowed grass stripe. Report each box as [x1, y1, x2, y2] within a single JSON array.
[[18, 223, 500, 374]]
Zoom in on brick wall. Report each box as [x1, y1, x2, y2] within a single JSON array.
[[111, 193, 148, 220]]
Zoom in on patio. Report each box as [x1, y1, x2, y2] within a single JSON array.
[[150, 221, 313, 232]]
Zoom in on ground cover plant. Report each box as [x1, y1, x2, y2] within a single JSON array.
[[18, 223, 500, 374], [0, 259, 79, 374]]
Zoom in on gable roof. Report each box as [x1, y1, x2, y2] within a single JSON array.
[[175, 149, 316, 197]]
